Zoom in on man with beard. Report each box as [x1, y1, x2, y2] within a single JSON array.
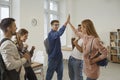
[[0, 18, 30, 80]]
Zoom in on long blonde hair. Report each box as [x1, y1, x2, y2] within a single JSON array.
[[82, 19, 99, 38]]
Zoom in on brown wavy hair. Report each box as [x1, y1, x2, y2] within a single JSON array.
[[82, 19, 99, 38]]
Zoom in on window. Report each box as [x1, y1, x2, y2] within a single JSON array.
[[5, 0, 9, 1], [44, 0, 59, 39], [50, 1, 58, 11], [0, 0, 9, 2], [1, 7, 9, 19], [0, 0, 11, 39], [50, 14, 58, 21]]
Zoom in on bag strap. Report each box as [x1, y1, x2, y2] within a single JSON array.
[[89, 38, 94, 58], [0, 38, 11, 46], [0, 38, 11, 69], [0, 38, 22, 74]]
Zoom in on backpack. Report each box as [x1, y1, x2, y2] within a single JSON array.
[[89, 38, 108, 67], [44, 38, 50, 54], [0, 38, 20, 80]]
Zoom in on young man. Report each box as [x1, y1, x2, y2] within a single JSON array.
[[0, 18, 30, 80], [46, 15, 70, 80]]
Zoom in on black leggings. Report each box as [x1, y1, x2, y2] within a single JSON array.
[[24, 66, 37, 80]]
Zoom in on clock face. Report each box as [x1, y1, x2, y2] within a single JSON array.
[[31, 18, 37, 26]]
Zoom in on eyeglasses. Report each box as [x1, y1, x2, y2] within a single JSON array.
[[53, 24, 59, 27]]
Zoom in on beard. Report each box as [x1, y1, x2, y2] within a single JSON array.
[[10, 31, 16, 35], [12, 32, 16, 35]]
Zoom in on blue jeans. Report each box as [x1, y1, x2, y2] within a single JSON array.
[[86, 77, 97, 80], [46, 58, 63, 80], [68, 56, 83, 80]]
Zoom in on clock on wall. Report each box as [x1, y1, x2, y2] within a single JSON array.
[[31, 18, 37, 26]]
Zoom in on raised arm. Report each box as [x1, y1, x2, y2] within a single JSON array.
[[63, 14, 70, 26], [69, 19, 83, 38], [73, 38, 83, 53]]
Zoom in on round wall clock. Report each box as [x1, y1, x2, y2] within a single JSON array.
[[31, 18, 37, 26]]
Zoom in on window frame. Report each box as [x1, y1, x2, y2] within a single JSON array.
[[44, 0, 60, 39], [0, 0, 11, 39]]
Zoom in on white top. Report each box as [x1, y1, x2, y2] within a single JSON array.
[[71, 39, 83, 60], [0, 40, 27, 80]]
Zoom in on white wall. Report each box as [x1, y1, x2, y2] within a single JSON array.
[[68, 0, 120, 46], [12, 0, 44, 51], [12, 0, 20, 27], [59, 0, 67, 46], [12, 0, 47, 65], [20, 0, 44, 51]]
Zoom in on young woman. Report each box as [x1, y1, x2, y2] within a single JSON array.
[[15, 28, 37, 80], [68, 24, 83, 80], [69, 19, 108, 80]]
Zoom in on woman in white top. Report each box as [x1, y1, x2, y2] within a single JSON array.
[[68, 24, 83, 80]]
